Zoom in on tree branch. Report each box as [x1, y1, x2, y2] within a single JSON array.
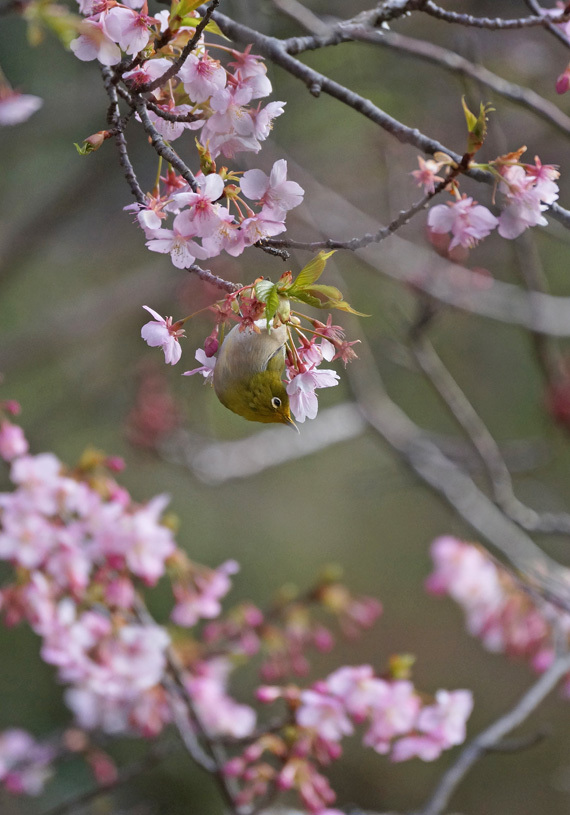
[[413, 649, 570, 815]]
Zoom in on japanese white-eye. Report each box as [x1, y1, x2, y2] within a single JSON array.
[[213, 323, 297, 428]]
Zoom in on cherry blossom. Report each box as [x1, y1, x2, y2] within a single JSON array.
[[241, 159, 305, 218], [103, 7, 152, 56], [0, 421, 28, 460], [497, 165, 551, 239], [141, 306, 185, 365], [182, 348, 217, 382], [178, 53, 227, 103], [0, 91, 43, 126], [286, 366, 340, 423], [70, 19, 121, 66], [411, 156, 445, 194], [427, 196, 498, 250], [146, 223, 208, 269]]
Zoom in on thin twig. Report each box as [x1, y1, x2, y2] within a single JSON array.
[[523, 0, 570, 49], [132, 98, 198, 191], [410, 327, 570, 534], [210, 10, 570, 232], [346, 329, 570, 611], [419, 0, 570, 29]]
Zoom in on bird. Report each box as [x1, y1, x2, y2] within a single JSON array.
[[213, 322, 297, 428]]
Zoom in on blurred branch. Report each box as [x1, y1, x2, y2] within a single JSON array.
[[419, 1, 570, 29], [158, 402, 367, 484], [134, 598, 244, 813], [354, 30, 570, 140], [413, 649, 570, 815], [347, 331, 570, 612], [409, 325, 570, 533], [511, 230, 565, 383], [523, 0, 570, 49], [40, 740, 179, 815]]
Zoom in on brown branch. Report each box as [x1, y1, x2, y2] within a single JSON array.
[[210, 9, 570, 232]]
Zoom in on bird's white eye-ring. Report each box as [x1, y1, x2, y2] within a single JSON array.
[[271, 396, 282, 409]]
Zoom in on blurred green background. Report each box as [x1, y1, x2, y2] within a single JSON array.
[[2, 0, 570, 812]]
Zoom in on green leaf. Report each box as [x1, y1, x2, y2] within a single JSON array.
[[305, 284, 344, 302], [172, 0, 204, 18], [204, 19, 228, 38], [289, 291, 324, 310], [291, 250, 336, 291], [462, 97, 492, 155], [264, 288, 280, 328], [254, 279, 277, 303]]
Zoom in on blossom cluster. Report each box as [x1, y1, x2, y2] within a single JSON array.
[[414, 154, 560, 252], [225, 665, 473, 813], [68, 0, 304, 267], [426, 536, 570, 691], [0, 407, 259, 758], [0, 400, 401, 807]]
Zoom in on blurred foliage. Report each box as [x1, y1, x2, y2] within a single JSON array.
[[2, 0, 570, 813]]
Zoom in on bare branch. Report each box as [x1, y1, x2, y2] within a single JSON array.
[[413, 649, 570, 815], [410, 327, 570, 534], [419, 0, 570, 29], [347, 330, 570, 611]]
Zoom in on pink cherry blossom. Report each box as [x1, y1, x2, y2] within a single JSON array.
[[0, 91, 43, 126], [178, 53, 227, 103], [141, 305, 185, 365], [0, 730, 54, 795], [286, 366, 340, 423], [296, 689, 354, 742], [103, 6, 152, 56], [201, 207, 246, 257], [240, 208, 287, 245], [497, 164, 551, 239], [427, 196, 498, 250], [241, 159, 304, 218], [183, 348, 217, 382], [186, 658, 256, 738], [411, 156, 444, 194], [173, 174, 225, 237], [250, 100, 285, 140], [123, 57, 172, 88], [146, 223, 207, 269], [363, 680, 421, 754], [171, 559, 239, 627], [0, 421, 28, 460], [70, 19, 121, 66]]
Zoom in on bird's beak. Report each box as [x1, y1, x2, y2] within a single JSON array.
[[282, 413, 299, 433]]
